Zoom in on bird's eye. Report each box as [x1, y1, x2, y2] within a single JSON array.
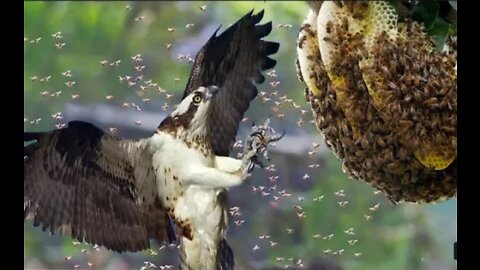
[[193, 94, 202, 104]]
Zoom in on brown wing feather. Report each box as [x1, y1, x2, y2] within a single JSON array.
[[183, 10, 279, 156], [24, 121, 175, 252]]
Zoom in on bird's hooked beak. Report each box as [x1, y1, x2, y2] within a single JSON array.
[[205, 86, 220, 100]]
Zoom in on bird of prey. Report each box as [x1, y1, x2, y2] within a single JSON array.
[[24, 10, 279, 270]]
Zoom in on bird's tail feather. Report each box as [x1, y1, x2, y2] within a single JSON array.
[[217, 238, 234, 270]]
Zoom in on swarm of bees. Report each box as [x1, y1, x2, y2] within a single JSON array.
[[296, 1, 457, 203]]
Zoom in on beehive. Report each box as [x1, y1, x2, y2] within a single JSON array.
[[297, 1, 457, 203]]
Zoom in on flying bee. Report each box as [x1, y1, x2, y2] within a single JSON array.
[[51, 112, 63, 120], [135, 65, 146, 72], [270, 81, 280, 88], [297, 118, 303, 127], [40, 76, 51, 82], [55, 123, 66, 129], [323, 234, 334, 240], [344, 228, 355, 235], [296, 211, 306, 219], [266, 70, 277, 77], [131, 54, 143, 62], [334, 190, 345, 197], [277, 24, 292, 29], [268, 175, 279, 183], [338, 201, 349, 207], [30, 118, 42, 124], [65, 81, 76, 88], [110, 60, 121, 66], [162, 103, 169, 111], [52, 32, 62, 39], [234, 220, 245, 226], [348, 239, 358, 246], [55, 43, 66, 49], [61, 70, 72, 78], [30, 37, 42, 43]]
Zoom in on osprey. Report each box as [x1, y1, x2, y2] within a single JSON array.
[[24, 10, 279, 270]]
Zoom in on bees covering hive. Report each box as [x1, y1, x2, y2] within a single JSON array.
[[296, 1, 457, 203]]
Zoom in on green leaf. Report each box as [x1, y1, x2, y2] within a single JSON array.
[[427, 17, 451, 51], [411, 1, 440, 30]]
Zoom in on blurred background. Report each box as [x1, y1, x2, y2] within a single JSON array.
[[24, 2, 457, 270]]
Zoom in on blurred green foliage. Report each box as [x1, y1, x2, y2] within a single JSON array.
[[24, 2, 456, 270]]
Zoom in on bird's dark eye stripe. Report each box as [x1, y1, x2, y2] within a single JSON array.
[[193, 91, 204, 98]]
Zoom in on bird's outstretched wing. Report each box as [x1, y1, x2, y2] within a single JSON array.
[[183, 9, 280, 156], [24, 121, 175, 252]]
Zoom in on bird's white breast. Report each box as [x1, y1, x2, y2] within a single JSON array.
[[149, 132, 225, 233], [149, 132, 227, 269]]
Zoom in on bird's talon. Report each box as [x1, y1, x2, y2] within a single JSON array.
[[242, 125, 283, 173]]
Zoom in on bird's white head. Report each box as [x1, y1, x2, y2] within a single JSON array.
[[158, 86, 219, 140]]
